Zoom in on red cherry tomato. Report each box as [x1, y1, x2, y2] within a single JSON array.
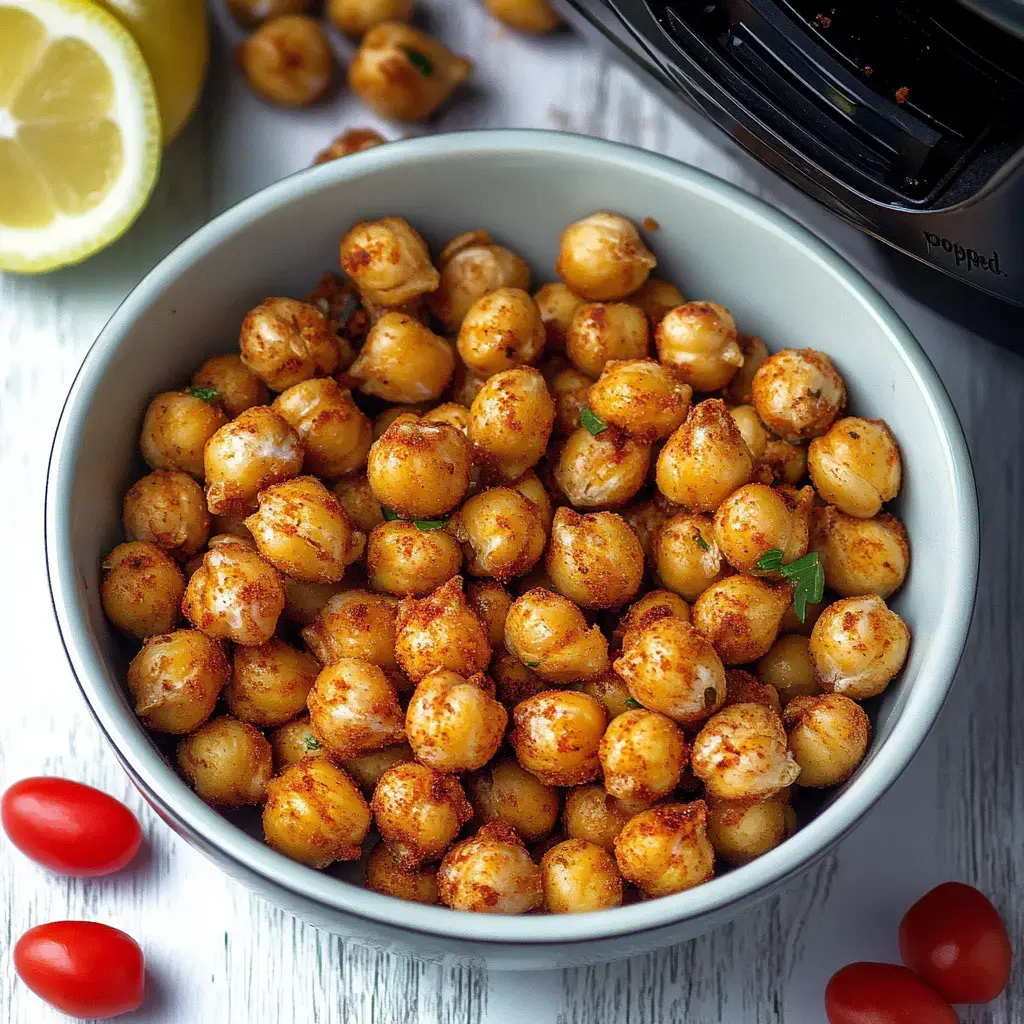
[[2, 777, 142, 876], [15, 921, 145, 1019], [899, 881, 1012, 1003], [825, 962, 958, 1024]]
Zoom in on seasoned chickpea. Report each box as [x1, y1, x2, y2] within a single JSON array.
[[182, 544, 285, 645], [780, 595, 826, 637], [752, 349, 846, 441], [467, 757, 560, 842], [809, 595, 910, 700], [372, 761, 472, 867], [456, 287, 546, 378], [712, 483, 811, 575], [588, 359, 692, 442], [349, 23, 472, 121], [366, 520, 463, 596], [534, 282, 580, 352], [656, 399, 753, 511], [340, 216, 439, 307], [510, 690, 606, 786], [139, 391, 228, 477], [614, 802, 714, 898], [556, 213, 656, 301], [301, 591, 397, 667], [572, 671, 632, 720], [509, 471, 553, 531], [692, 702, 800, 800], [449, 487, 545, 582], [395, 576, 491, 681], [808, 417, 902, 518], [565, 302, 649, 379], [191, 354, 269, 417], [725, 334, 769, 405], [759, 438, 808, 486], [451, 361, 487, 408], [467, 580, 513, 648], [101, 541, 184, 638], [651, 514, 724, 602], [331, 474, 384, 533], [269, 715, 322, 769], [227, 638, 319, 727], [438, 821, 542, 913], [729, 405, 769, 460], [599, 709, 688, 803], [367, 419, 472, 520], [613, 617, 725, 726], [722, 668, 783, 716], [756, 634, 820, 706], [327, 0, 412, 36], [263, 757, 371, 867], [692, 574, 791, 664], [228, 0, 310, 26], [343, 742, 414, 795], [238, 297, 340, 391], [707, 795, 788, 865], [785, 693, 870, 788], [372, 407, 422, 441], [203, 406, 304, 516], [563, 785, 634, 852], [484, 0, 560, 31], [364, 842, 440, 905], [629, 277, 685, 330], [239, 15, 334, 107], [655, 302, 743, 392], [504, 588, 610, 684], [616, 590, 691, 652], [541, 839, 623, 913], [811, 506, 908, 599], [126, 629, 229, 734], [468, 367, 555, 480], [313, 127, 388, 164], [350, 313, 456, 404], [554, 426, 650, 509], [620, 494, 680, 559], [549, 366, 593, 434], [177, 716, 272, 807], [419, 404, 467, 437]]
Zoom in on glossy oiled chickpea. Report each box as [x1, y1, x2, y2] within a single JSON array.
[[467, 757, 560, 842], [269, 715, 321, 769], [331, 474, 384, 533], [372, 407, 422, 441], [228, 0, 310, 26], [449, 487, 545, 581], [556, 213, 656, 301], [729, 404, 769, 461], [614, 802, 714, 898], [620, 494, 680, 559], [364, 842, 440, 905], [713, 483, 811, 575], [177, 716, 273, 807], [761, 439, 809, 487], [656, 398, 753, 511], [421, 402, 470, 435], [484, 0, 560, 31], [314, 127, 388, 165], [534, 282, 580, 352], [692, 702, 800, 800], [785, 693, 870, 788], [655, 302, 743, 392], [126, 630, 229, 734], [573, 671, 632, 720], [504, 588, 610, 684], [350, 313, 456, 404], [191, 354, 269, 417], [809, 595, 910, 700], [756, 634, 820, 706], [139, 391, 228, 477], [272, 379, 372, 479], [182, 544, 285, 645], [808, 417, 902, 519], [327, 0, 412, 36], [339, 216, 439, 307], [613, 617, 725, 726], [509, 471, 553, 531], [466, 580, 513, 648], [563, 785, 634, 852], [227, 638, 319, 727], [405, 670, 506, 773], [343, 742, 413, 795], [752, 348, 846, 441], [468, 367, 555, 480], [203, 406, 304, 516], [652, 513, 727, 602], [451, 361, 487, 408], [616, 590, 691, 652], [629, 277, 685, 330], [367, 419, 472, 519], [722, 668, 782, 716], [510, 690, 607, 786], [101, 542, 184, 639], [707, 795, 789, 865], [599, 709, 688, 803], [811, 506, 909, 599], [349, 23, 473, 121], [438, 821, 542, 913], [549, 365, 594, 434], [366, 520, 463, 596], [493, 648, 546, 707], [780, 594, 825, 637], [554, 426, 650, 509], [263, 757, 371, 868], [372, 761, 472, 867], [541, 839, 623, 913], [394, 576, 491, 681], [692, 574, 792, 665], [456, 287, 546, 378], [546, 508, 644, 609], [588, 359, 692, 442], [301, 590, 398, 668], [725, 334, 769, 405], [565, 302, 649, 379], [239, 297, 340, 391], [239, 15, 334, 107]]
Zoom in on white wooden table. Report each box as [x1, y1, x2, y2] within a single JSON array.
[[3, 3, 1023, 1021]]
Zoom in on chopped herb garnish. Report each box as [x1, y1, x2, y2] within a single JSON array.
[[304, 735, 321, 752], [693, 530, 710, 552], [334, 292, 361, 329], [849, 430, 860, 439], [382, 507, 402, 521], [404, 48, 433, 76], [580, 406, 608, 436], [624, 696, 644, 710], [756, 548, 824, 623], [524, 659, 540, 669], [412, 519, 447, 531], [187, 385, 219, 404]]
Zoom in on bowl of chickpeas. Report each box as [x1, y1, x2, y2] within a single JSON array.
[[45, 130, 978, 969]]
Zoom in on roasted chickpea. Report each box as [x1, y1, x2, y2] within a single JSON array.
[[509, 471, 553, 531], [466, 757, 560, 842], [493, 647, 546, 707], [554, 426, 650, 509], [541, 839, 623, 913], [366, 520, 463, 596], [139, 391, 228, 477], [692, 702, 799, 800], [327, 0, 412, 36], [367, 419, 472, 520], [655, 302, 743, 392], [450, 361, 487, 408], [269, 715, 322, 769], [808, 417, 902, 519], [372, 407, 422, 441], [227, 638, 319, 727], [599, 709, 687, 804], [331, 473, 384, 534], [510, 690, 606, 786], [811, 506, 908, 599], [126, 629, 229, 734], [101, 541, 185, 638], [629, 277, 685, 330], [614, 802, 714, 898], [656, 399, 753, 511], [752, 349, 846, 441], [191, 354, 269, 417], [504, 588, 610, 684], [350, 313, 456, 404], [722, 668, 783, 716], [438, 821, 543, 913], [239, 297, 340, 391], [177, 716, 273, 807], [466, 580, 513, 648], [448, 487, 544, 582], [313, 127, 388, 164], [418, 405, 467, 437], [395, 576, 491, 681], [809, 595, 910, 700], [300, 590, 397, 668], [343, 742, 414, 795], [468, 366, 556, 480], [563, 785, 634, 852], [712, 483, 811, 575], [692, 574, 791, 665], [587, 359, 691, 442], [556, 213, 656, 301], [263, 757, 371, 867], [182, 544, 285, 645], [725, 334, 769, 405], [565, 302, 649, 379], [484, 0, 560, 31], [785, 693, 870, 788], [620, 494, 680, 559], [372, 761, 472, 867], [239, 15, 334, 107], [616, 590, 691, 652], [729, 404, 769, 461], [364, 841, 440, 904], [340, 216, 439, 307], [228, 0, 310, 26], [571, 672, 630, 721], [650, 514, 723, 602], [707, 795, 788, 865], [349, 23, 473, 121], [549, 366, 593, 435], [759, 438, 809, 486], [203, 406, 304, 516], [281, 577, 343, 626], [756, 634, 820, 706], [613, 617, 725, 726], [456, 287, 546, 378], [534, 282, 581, 352]]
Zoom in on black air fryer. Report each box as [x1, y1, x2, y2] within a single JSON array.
[[558, 0, 1024, 304]]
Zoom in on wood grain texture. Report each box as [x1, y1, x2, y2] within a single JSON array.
[[3, 1, 1024, 1020]]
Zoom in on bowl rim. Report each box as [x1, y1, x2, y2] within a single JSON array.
[[45, 128, 980, 946]]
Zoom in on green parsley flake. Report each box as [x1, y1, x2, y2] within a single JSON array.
[[187, 385, 218, 404], [624, 697, 644, 710], [304, 735, 321, 752], [693, 530, 710, 552], [382, 507, 402, 521], [404, 48, 433, 76], [580, 406, 608, 436], [412, 519, 447, 531], [755, 548, 824, 623]]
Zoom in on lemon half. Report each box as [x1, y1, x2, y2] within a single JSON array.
[[0, 0, 161, 273]]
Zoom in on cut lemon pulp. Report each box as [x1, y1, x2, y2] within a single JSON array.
[[0, 0, 160, 273]]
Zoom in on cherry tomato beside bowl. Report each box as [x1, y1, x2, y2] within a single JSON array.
[[825, 962, 958, 1024], [15, 921, 145, 1020], [900, 881, 1012, 1004], [1, 777, 142, 876]]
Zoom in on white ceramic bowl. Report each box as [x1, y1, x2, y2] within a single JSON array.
[[46, 130, 978, 969]]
